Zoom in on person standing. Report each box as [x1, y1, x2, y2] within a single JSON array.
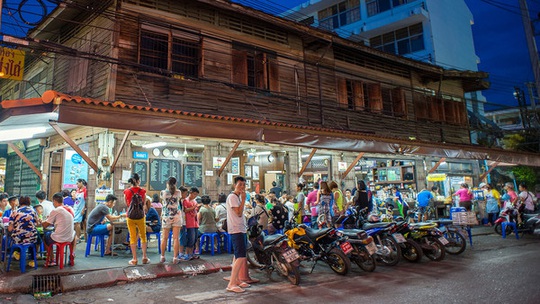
[[123, 173, 149, 265], [159, 177, 184, 264], [482, 183, 500, 226], [295, 183, 306, 224], [42, 192, 77, 266], [306, 183, 319, 228], [316, 181, 334, 228], [225, 176, 259, 293], [453, 183, 473, 211], [182, 187, 200, 260], [518, 183, 535, 214], [269, 181, 282, 197], [416, 188, 433, 222], [329, 181, 344, 217], [35, 191, 54, 218], [353, 180, 372, 213], [73, 179, 87, 243]]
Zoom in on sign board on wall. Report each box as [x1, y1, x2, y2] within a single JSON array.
[[62, 148, 89, 189], [0, 47, 25, 81], [133, 151, 149, 160]]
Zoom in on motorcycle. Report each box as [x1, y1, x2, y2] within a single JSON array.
[[393, 221, 424, 263], [494, 205, 540, 236], [432, 219, 467, 255], [285, 222, 352, 275], [339, 229, 378, 272], [408, 222, 447, 261], [339, 208, 402, 266], [246, 220, 301, 285]]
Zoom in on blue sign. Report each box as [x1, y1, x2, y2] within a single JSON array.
[[133, 151, 149, 160]]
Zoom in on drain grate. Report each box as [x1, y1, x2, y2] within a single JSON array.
[[32, 274, 63, 295]]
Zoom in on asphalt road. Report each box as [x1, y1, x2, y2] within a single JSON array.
[[3, 233, 540, 304]]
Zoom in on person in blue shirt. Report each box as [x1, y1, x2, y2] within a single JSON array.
[[2, 196, 19, 219], [416, 188, 434, 222]]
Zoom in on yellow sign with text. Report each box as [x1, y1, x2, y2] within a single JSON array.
[[427, 173, 447, 182], [0, 47, 25, 81]]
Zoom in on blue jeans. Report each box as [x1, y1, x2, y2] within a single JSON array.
[[185, 227, 197, 248]]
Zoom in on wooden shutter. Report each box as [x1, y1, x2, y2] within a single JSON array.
[[336, 77, 348, 107], [368, 83, 382, 112], [391, 87, 406, 117], [429, 96, 442, 121], [254, 52, 266, 89], [232, 49, 247, 85], [268, 56, 280, 92], [353, 81, 365, 110]]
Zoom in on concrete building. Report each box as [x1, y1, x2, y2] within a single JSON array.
[[282, 0, 488, 142]]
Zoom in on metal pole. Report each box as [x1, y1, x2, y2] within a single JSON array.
[[519, 0, 540, 104]]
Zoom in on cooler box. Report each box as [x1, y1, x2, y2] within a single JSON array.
[[449, 207, 466, 219]]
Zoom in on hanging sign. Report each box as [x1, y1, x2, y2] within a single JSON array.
[[427, 173, 447, 182], [0, 47, 25, 81]]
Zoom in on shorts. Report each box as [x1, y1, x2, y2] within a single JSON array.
[[185, 227, 198, 248], [417, 206, 427, 215], [89, 224, 109, 236], [44, 231, 55, 246], [179, 226, 187, 247], [459, 201, 472, 211], [230, 233, 247, 258], [162, 216, 183, 229]]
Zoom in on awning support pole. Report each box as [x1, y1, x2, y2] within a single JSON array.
[[479, 162, 500, 181], [49, 121, 99, 172], [428, 157, 446, 174], [110, 130, 131, 173], [218, 140, 242, 177], [298, 148, 317, 177], [7, 142, 42, 181], [341, 152, 364, 180]]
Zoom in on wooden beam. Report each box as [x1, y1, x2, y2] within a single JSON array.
[[218, 140, 242, 177], [479, 162, 500, 181], [341, 152, 364, 179], [110, 130, 131, 173], [49, 122, 99, 172], [428, 157, 446, 174], [298, 148, 317, 177], [7, 142, 43, 181]]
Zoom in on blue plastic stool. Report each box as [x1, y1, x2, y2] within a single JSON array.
[[7, 243, 38, 273], [501, 222, 519, 239], [220, 232, 232, 254], [85, 233, 106, 257], [199, 232, 221, 256], [137, 231, 161, 254]]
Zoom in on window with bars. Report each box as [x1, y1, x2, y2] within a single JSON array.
[[139, 30, 200, 77], [318, 0, 360, 30], [232, 43, 280, 92], [366, 0, 413, 17], [370, 23, 424, 55]]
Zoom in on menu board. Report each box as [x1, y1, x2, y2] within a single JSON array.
[[183, 164, 203, 188], [133, 161, 147, 186], [149, 159, 180, 191]]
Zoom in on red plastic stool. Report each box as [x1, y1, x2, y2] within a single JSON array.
[[47, 242, 75, 269]]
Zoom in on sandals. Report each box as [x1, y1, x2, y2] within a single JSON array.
[[128, 260, 138, 266], [226, 286, 245, 293], [104, 252, 118, 256], [142, 258, 150, 264], [239, 282, 251, 288], [44, 260, 57, 267], [160, 256, 166, 263], [172, 258, 180, 264]]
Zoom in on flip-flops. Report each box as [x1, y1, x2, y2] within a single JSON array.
[[128, 260, 138, 265], [104, 252, 118, 256], [226, 286, 245, 293], [239, 282, 251, 288], [142, 258, 150, 264], [243, 278, 260, 284]]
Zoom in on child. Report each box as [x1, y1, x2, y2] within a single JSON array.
[[34, 205, 44, 235]]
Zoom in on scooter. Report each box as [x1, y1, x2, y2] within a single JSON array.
[[494, 206, 540, 236]]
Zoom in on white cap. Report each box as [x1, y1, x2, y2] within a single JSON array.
[[479, 182, 487, 188]]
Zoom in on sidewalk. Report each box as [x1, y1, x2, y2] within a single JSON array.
[[0, 237, 233, 295]]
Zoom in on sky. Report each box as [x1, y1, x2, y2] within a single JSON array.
[[1, 0, 539, 110]]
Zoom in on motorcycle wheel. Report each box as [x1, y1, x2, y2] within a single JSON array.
[[401, 239, 423, 263], [273, 253, 301, 285], [353, 247, 376, 272], [423, 236, 446, 261], [444, 230, 466, 255], [327, 248, 351, 275], [377, 236, 401, 266], [246, 243, 263, 269]]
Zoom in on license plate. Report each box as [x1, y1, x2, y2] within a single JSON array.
[[393, 233, 407, 243], [366, 241, 377, 256], [340, 241, 353, 255], [438, 236, 449, 245], [282, 248, 300, 263]]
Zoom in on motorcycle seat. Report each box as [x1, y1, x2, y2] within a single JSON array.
[[262, 234, 286, 246], [432, 219, 453, 226], [303, 227, 333, 240], [362, 222, 393, 229], [409, 222, 437, 229], [523, 213, 539, 220], [341, 229, 365, 239]]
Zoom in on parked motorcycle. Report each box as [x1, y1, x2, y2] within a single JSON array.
[[285, 222, 352, 275], [432, 219, 467, 255], [494, 206, 540, 236], [393, 221, 424, 263], [246, 221, 300, 285], [408, 222, 447, 261], [339, 229, 377, 272]]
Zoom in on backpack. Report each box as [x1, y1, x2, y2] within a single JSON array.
[[271, 203, 288, 230], [127, 188, 145, 220]]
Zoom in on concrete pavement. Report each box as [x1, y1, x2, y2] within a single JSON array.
[[0, 225, 497, 296]]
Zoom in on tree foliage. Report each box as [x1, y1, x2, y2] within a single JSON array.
[[511, 166, 537, 189]]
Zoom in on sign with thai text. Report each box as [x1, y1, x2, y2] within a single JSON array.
[[0, 47, 25, 81]]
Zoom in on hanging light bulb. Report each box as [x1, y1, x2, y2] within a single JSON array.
[[183, 144, 188, 157]]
